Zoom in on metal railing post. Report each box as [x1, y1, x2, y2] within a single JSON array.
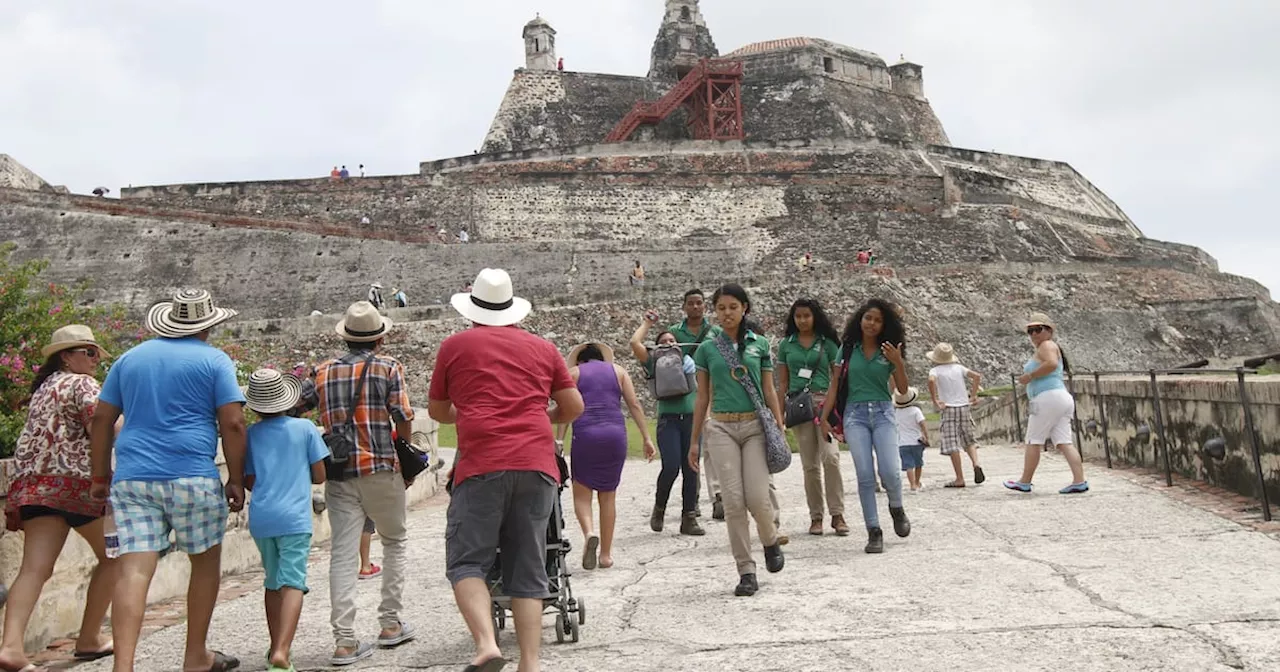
[[1067, 370, 1083, 450], [1010, 373, 1023, 443], [1149, 370, 1173, 486], [1236, 368, 1272, 522], [1095, 372, 1112, 469]]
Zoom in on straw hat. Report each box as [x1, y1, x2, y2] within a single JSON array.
[[335, 301, 392, 342], [566, 342, 615, 366], [926, 342, 959, 365], [1026, 312, 1055, 330], [893, 386, 919, 408], [243, 369, 302, 415], [42, 324, 108, 358], [450, 268, 531, 327], [146, 289, 238, 338]]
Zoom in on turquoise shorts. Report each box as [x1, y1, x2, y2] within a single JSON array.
[[255, 533, 312, 593]]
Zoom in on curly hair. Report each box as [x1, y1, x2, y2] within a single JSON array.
[[784, 298, 839, 343], [841, 298, 907, 357]]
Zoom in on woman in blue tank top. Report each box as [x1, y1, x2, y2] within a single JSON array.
[[1003, 313, 1088, 494]]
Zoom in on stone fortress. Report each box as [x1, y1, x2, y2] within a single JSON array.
[[2, 0, 1278, 377]]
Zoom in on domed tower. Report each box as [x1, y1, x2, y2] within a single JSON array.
[[648, 0, 719, 81], [523, 14, 557, 71]]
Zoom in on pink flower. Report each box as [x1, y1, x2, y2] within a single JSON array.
[[32, 363, 39, 371]]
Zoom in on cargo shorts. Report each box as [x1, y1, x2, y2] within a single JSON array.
[[445, 470, 556, 599]]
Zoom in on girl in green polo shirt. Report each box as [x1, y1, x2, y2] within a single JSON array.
[[820, 298, 912, 554], [776, 298, 849, 537], [689, 284, 786, 597]]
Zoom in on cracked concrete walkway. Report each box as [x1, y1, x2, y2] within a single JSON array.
[[77, 445, 1280, 671]]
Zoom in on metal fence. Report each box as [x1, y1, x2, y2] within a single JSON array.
[[1005, 367, 1271, 522]]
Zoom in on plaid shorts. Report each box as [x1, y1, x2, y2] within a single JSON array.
[[939, 406, 976, 455], [111, 477, 228, 555]]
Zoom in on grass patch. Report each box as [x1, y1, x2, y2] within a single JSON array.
[[979, 385, 1013, 397]]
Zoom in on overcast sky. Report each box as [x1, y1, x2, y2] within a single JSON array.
[[2, 0, 1277, 297]]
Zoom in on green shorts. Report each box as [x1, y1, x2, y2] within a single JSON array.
[[255, 533, 312, 593]]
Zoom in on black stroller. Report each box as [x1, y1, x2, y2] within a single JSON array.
[[488, 451, 585, 644]]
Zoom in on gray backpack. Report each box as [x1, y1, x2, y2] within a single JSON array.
[[649, 345, 696, 400]]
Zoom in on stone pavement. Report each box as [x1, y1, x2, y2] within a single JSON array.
[[70, 445, 1280, 672]]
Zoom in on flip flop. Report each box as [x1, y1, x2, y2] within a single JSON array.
[[1, 663, 49, 672], [974, 466, 986, 484], [463, 657, 508, 672], [73, 647, 114, 661], [582, 535, 599, 570], [185, 651, 239, 672], [944, 481, 965, 488]]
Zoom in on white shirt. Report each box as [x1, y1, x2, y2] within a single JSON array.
[[459, 230, 470, 243], [930, 363, 974, 407], [896, 406, 925, 445]]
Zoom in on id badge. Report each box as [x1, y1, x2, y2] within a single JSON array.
[[798, 368, 814, 380]]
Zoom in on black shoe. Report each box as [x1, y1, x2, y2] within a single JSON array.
[[712, 494, 725, 521], [974, 466, 986, 484], [680, 512, 705, 536], [865, 527, 884, 554], [764, 543, 785, 573], [734, 573, 758, 596], [650, 505, 665, 532], [889, 506, 911, 538]]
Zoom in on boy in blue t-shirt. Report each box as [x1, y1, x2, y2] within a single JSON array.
[[243, 369, 330, 672]]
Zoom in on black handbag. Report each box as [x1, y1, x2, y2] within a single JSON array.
[[395, 437, 429, 482], [784, 337, 828, 428], [322, 353, 374, 481]]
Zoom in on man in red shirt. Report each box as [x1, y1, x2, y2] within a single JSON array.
[[429, 268, 583, 672]]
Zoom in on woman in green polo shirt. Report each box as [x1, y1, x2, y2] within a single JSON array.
[[689, 284, 786, 597], [820, 298, 912, 554], [776, 298, 849, 537]]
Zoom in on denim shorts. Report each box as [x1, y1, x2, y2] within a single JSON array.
[[255, 533, 312, 593], [111, 477, 227, 555], [899, 444, 925, 470]]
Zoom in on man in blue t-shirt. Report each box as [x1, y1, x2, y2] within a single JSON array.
[[90, 289, 246, 672], [243, 368, 330, 672]]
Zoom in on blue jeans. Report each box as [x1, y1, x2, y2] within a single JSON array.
[[843, 401, 904, 529], [656, 414, 698, 513]]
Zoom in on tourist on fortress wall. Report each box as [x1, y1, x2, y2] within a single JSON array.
[[688, 284, 786, 597], [927, 343, 985, 488], [89, 290, 246, 672], [630, 313, 705, 537], [629, 261, 645, 288], [1005, 313, 1089, 495], [1, 326, 116, 672], [668, 290, 723, 519], [775, 299, 849, 537], [821, 298, 912, 554], [367, 282, 384, 310], [429, 268, 584, 672], [894, 387, 929, 492], [330, 166, 340, 181], [304, 301, 417, 665], [558, 342, 657, 569], [242, 369, 330, 672]]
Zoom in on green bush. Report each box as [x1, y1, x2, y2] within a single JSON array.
[[0, 244, 141, 457]]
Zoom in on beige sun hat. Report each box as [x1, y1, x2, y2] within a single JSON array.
[[566, 342, 616, 366], [146, 289, 238, 338], [893, 386, 919, 408], [335, 301, 392, 342], [926, 342, 958, 365], [450, 268, 532, 327], [243, 369, 302, 415], [1026, 312, 1055, 330], [42, 324, 108, 358]]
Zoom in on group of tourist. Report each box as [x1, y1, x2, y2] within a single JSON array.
[[0, 267, 1087, 672]]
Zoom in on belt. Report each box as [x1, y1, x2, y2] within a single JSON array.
[[710, 411, 757, 422]]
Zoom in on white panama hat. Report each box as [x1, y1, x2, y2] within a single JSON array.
[[450, 268, 532, 327], [335, 301, 393, 342]]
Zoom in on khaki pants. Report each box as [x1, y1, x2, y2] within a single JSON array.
[[702, 435, 721, 500], [326, 471, 408, 647], [706, 419, 779, 575], [793, 421, 845, 520]]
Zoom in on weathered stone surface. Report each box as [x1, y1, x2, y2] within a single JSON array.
[[0, 155, 48, 191]]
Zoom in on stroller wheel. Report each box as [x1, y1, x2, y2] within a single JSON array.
[[569, 616, 580, 643], [577, 598, 586, 625], [555, 613, 567, 644]]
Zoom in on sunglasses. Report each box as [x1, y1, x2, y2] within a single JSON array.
[[68, 348, 101, 359], [1026, 326, 1048, 336]]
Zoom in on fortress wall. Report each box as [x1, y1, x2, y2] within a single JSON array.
[[0, 155, 50, 191], [0, 201, 750, 319]]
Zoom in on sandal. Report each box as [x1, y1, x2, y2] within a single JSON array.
[[330, 642, 374, 667], [1, 663, 49, 672], [377, 620, 417, 647], [582, 535, 599, 570], [463, 657, 508, 672], [73, 646, 114, 661], [186, 651, 240, 672], [944, 481, 965, 488]]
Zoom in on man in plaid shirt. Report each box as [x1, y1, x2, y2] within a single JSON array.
[[304, 301, 418, 666]]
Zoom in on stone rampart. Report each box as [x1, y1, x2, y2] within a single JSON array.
[[0, 155, 49, 191], [972, 374, 1280, 507]]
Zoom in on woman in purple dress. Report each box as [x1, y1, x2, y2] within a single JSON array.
[[558, 343, 656, 570]]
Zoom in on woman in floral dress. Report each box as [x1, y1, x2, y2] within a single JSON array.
[[1, 326, 116, 672]]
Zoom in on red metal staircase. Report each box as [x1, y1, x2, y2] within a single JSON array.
[[604, 59, 745, 143]]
